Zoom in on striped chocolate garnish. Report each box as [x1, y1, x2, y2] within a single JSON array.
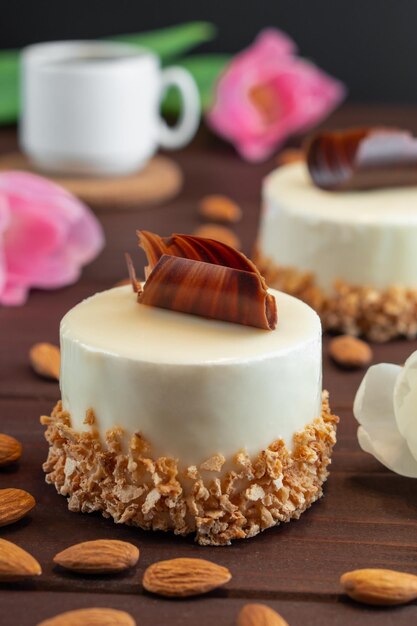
[[131, 231, 277, 330], [306, 127, 417, 191]]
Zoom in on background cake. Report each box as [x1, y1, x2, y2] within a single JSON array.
[[42, 233, 337, 546], [257, 129, 417, 342]]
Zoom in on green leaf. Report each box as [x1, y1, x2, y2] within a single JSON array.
[[0, 50, 19, 123], [161, 54, 230, 116], [111, 22, 216, 63]]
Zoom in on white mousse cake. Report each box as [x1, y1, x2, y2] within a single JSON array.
[[42, 234, 337, 545], [257, 160, 417, 342]]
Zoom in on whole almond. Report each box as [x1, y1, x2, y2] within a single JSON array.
[[0, 433, 22, 466], [30, 342, 60, 380], [341, 568, 417, 606], [199, 195, 242, 224], [0, 538, 42, 581], [237, 603, 290, 626], [0, 488, 36, 527], [143, 557, 231, 597], [54, 539, 139, 574], [193, 224, 241, 250], [37, 607, 136, 626], [329, 335, 372, 369]]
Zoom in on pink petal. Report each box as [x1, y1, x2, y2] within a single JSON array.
[[0, 250, 5, 297], [0, 192, 10, 298], [207, 28, 346, 162], [0, 281, 29, 306], [231, 29, 297, 78], [0, 172, 104, 305]]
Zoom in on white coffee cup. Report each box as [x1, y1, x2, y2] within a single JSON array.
[[20, 41, 200, 176]]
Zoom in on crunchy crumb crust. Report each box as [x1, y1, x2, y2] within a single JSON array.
[[41, 394, 337, 546], [256, 254, 417, 342]]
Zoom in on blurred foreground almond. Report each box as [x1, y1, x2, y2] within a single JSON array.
[[341, 568, 417, 606], [29, 342, 60, 380], [199, 195, 242, 223], [193, 224, 241, 249], [0, 433, 22, 466]]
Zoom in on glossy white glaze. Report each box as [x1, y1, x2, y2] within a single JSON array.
[[60, 285, 322, 467], [260, 162, 417, 291]]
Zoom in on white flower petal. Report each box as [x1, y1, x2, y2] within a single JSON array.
[[394, 349, 417, 463], [354, 363, 417, 478], [357, 426, 417, 478], [354, 363, 401, 428]]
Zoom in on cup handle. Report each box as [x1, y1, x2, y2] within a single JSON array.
[[158, 67, 200, 149]]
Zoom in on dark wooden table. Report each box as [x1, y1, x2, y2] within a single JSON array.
[[1, 106, 417, 625]]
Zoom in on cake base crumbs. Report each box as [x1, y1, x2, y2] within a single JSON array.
[[41, 394, 338, 546], [256, 254, 417, 342]]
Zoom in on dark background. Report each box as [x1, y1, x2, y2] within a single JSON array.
[[1, 0, 416, 103]]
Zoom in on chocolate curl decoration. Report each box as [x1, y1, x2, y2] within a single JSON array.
[[124, 253, 141, 293], [136, 231, 277, 330], [137, 230, 265, 282], [306, 127, 417, 191]]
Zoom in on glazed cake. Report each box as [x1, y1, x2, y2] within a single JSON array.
[[42, 232, 337, 545], [257, 128, 417, 342]]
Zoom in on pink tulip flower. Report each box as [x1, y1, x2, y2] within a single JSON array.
[[0, 171, 104, 306], [207, 29, 346, 161]]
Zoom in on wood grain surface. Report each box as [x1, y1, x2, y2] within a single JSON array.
[[1, 106, 417, 625]]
